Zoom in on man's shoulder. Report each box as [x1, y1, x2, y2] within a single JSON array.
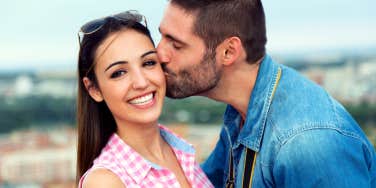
[[260, 121, 376, 171], [261, 64, 371, 152], [267, 64, 350, 133], [268, 127, 376, 187]]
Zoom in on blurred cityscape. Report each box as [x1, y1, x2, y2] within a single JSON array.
[[0, 51, 376, 187]]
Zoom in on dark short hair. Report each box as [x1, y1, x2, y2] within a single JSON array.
[[170, 0, 267, 63]]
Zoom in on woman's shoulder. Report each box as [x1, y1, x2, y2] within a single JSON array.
[[81, 168, 125, 188]]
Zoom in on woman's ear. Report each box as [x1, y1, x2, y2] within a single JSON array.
[[83, 77, 104, 102], [219, 36, 243, 66]]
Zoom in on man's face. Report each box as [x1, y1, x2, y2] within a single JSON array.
[[157, 3, 222, 98]]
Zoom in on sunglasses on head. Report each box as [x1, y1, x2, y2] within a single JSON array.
[[78, 10, 148, 46]]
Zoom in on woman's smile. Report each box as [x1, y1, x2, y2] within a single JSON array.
[[128, 92, 156, 109]]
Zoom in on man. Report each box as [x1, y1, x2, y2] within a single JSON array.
[[157, 0, 376, 187]]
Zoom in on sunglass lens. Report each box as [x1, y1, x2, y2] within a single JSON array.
[[115, 12, 141, 23], [80, 18, 106, 34]]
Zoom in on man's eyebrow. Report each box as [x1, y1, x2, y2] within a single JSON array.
[[105, 61, 128, 72], [158, 27, 186, 45]]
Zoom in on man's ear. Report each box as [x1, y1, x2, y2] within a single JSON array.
[[218, 36, 243, 66], [83, 77, 104, 102]]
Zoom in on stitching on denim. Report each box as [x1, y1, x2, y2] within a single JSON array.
[[258, 118, 279, 167], [224, 125, 233, 149], [278, 123, 336, 143], [271, 126, 373, 168], [251, 65, 281, 151]]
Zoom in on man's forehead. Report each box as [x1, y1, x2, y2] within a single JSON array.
[[159, 3, 197, 40], [161, 3, 196, 30]]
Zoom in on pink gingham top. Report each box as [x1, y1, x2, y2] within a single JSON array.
[[79, 124, 213, 188]]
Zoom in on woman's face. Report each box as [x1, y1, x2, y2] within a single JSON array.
[[85, 29, 166, 126]]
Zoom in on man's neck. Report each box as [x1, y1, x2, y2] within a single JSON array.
[[203, 60, 260, 121]]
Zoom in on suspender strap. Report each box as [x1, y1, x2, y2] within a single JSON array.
[[226, 148, 256, 188], [242, 148, 256, 188], [225, 149, 235, 188]]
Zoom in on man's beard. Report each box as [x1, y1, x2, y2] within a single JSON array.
[[162, 50, 222, 99]]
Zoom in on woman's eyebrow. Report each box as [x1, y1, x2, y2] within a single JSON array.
[[141, 50, 157, 58], [104, 50, 156, 72], [105, 61, 128, 72]]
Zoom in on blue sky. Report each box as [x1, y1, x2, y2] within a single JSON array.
[[1, 0, 375, 70]]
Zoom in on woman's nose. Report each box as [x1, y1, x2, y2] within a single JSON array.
[[132, 71, 148, 90]]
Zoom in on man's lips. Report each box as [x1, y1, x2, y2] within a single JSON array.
[[161, 64, 176, 76]]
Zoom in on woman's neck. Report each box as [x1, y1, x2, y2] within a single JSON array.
[[116, 121, 169, 163]]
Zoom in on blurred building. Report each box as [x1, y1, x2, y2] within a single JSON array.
[[13, 75, 33, 97], [0, 71, 76, 99], [301, 57, 376, 104], [1, 55, 376, 104], [168, 124, 221, 162], [0, 124, 220, 187], [0, 128, 76, 187]]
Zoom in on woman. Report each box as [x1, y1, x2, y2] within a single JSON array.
[[76, 11, 213, 188]]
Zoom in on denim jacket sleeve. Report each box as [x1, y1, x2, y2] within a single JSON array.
[[201, 127, 230, 188], [273, 128, 376, 188]]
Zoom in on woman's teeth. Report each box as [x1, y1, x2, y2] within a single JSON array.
[[129, 93, 153, 105]]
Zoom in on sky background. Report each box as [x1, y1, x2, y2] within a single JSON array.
[[1, 0, 375, 71]]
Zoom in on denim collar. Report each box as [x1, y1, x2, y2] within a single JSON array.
[[223, 54, 281, 151]]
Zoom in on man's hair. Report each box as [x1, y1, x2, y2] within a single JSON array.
[[170, 0, 267, 63]]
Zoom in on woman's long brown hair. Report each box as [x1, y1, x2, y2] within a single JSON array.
[[76, 16, 153, 184]]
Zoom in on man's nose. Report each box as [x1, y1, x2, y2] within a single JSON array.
[[156, 40, 171, 64]]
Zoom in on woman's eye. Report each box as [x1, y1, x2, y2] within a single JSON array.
[[110, 70, 126, 78], [143, 60, 157, 67]]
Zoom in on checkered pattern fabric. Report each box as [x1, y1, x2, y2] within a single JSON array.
[[79, 124, 213, 188]]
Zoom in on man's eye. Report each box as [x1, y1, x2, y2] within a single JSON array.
[[172, 42, 182, 50], [110, 70, 127, 78], [143, 60, 157, 67]]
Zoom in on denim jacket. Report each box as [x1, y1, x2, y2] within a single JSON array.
[[202, 55, 376, 188]]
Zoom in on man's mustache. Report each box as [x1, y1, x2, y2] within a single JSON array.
[[161, 63, 177, 77]]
